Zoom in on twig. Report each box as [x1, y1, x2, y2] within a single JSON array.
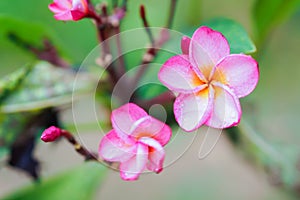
[[121, 0, 128, 11], [166, 0, 178, 28], [7, 33, 69, 68], [140, 5, 155, 46], [131, 29, 170, 92], [60, 130, 98, 161], [131, 1, 177, 93], [114, 26, 126, 76]]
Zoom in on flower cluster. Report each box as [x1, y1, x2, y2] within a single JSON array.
[[46, 0, 259, 181]]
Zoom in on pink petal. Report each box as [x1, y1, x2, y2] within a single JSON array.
[[49, 3, 65, 13], [120, 142, 148, 181], [159, 55, 206, 93], [213, 54, 259, 98], [53, 12, 73, 21], [130, 116, 172, 146], [174, 87, 214, 132], [181, 36, 191, 55], [111, 103, 148, 138], [48, 0, 72, 13], [189, 26, 230, 78], [205, 83, 241, 129], [98, 130, 136, 163], [53, 0, 72, 9], [139, 137, 165, 173], [72, 0, 88, 12], [71, 10, 86, 21]]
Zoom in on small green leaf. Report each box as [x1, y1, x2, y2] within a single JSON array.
[[0, 64, 32, 104], [253, 0, 300, 42], [3, 162, 107, 200], [0, 62, 96, 113], [202, 18, 256, 54]]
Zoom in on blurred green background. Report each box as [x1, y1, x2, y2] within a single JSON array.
[[1, 0, 300, 199]]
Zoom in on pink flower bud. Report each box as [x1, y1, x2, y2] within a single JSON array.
[[41, 126, 62, 142]]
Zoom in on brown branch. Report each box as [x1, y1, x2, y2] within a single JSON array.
[[131, 29, 170, 92], [166, 0, 178, 28], [131, 1, 177, 94], [60, 130, 98, 161], [140, 5, 155, 46], [8, 33, 69, 68]]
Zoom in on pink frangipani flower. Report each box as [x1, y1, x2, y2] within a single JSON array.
[[49, 0, 89, 21], [98, 103, 172, 181], [159, 26, 259, 131]]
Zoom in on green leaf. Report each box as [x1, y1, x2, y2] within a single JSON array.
[[253, 0, 300, 42], [202, 18, 256, 54], [3, 162, 107, 200], [0, 62, 96, 113], [0, 64, 32, 104]]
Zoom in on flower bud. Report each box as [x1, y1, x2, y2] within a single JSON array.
[[41, 126, 62, 142]]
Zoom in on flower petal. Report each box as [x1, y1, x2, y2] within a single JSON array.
[[119, 142, 148, 181], [181, 36, 191, 55], [130, 116, 172, 146], [205, 83, 241, 129], [98, 130, 136, 163], [72, 0, 88, 12], [213, 54, 259, 98], [159, 55, 206, 93], [71, 10, 86, 21], [139, 137, 165, 173], [49, 0, 72, 15], [53, 12, 73, 21], [189, 26, 230, 78], [111, 103, 148, 137], [174, 87, 214, 132]]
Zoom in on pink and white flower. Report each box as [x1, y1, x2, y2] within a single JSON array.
[[49, 0, 89, 21], [159, 26, 259, 131], [98, 103, 172, 181]]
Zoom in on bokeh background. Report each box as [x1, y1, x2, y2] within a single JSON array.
[[0, 0, 300, 199]]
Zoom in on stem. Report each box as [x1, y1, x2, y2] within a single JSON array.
[[60, 130, 98, 161], [131, 1, 176, 91], [131, 29, 170, 91], [114, 26, 126, 76], [140, 5, 155, 46], [166, 0, 178, 28], [7, 33, 69, 68], [121, 0, 128, 10]]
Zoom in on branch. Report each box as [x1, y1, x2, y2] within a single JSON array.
[[166, 0, 178, 28], [131, 1, 177, 93], [131, 29, 170, 92], [7, 33, 69, 68], [140, 5, 155, 46]]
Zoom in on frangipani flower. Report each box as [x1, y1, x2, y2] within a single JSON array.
[[159, 26, 259, 131], [49, 0, 89, 21], [98, 103, 172, 181]]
